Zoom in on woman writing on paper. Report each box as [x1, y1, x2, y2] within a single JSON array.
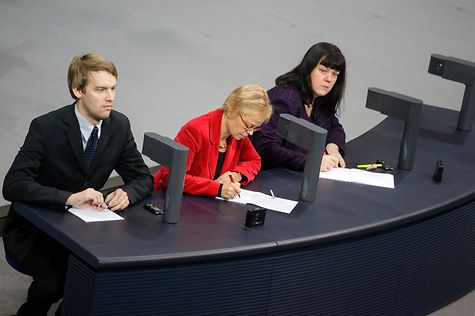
[[251, 42, 347, 172], [154, 84, 273, 199]]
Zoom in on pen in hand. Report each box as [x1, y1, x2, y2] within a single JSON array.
[[229, 174, 241, 198]]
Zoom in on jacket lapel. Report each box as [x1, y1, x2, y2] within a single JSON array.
[[208, 109, 222, 178], [64, 104, 86, 173]]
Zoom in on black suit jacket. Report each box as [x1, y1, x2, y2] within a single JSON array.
[[2, 103, 153, 260]]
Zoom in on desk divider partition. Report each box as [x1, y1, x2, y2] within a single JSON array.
[[428, 54, 475, 131], [142, 132, 188, 224], [277, 113, 327, 202], [365, 88, 423, 170]]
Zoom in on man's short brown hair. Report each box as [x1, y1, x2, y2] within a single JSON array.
[[67, 53, 118, 99]]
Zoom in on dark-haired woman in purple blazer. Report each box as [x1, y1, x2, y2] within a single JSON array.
[[251, 42, 346, 172]]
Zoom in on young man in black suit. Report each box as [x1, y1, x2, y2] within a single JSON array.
[[2, 53, 154, 315]]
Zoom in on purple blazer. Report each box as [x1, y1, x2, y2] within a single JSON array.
[[251, 85, 345, 171]]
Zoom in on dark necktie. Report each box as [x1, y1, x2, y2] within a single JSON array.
[[84, 126, 98, 171]]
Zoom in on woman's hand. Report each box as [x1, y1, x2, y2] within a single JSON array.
[[325, 143, 346, 168], [215, 171, 242, 184], [320, 154, 339, 172], [220, 181, 241, 199]]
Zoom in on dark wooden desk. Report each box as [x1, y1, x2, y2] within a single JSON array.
[[15, 104, 475, 315]]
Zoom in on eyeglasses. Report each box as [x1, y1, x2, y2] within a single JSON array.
[[239, 114, 261, 132]]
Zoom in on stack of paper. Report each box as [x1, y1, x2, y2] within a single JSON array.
[[220, 189, 298, 214], [68, 207, 124, 222], [319, 167, 395, 189]]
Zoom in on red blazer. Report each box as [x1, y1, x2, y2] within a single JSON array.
[[154, 108, 261, 197]]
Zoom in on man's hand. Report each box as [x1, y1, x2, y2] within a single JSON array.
[[66, 188, 108, 209], [105, 188, 129, 211]]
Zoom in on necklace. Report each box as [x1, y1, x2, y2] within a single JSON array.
[[304, 103, 313, 117], [218, 142, 227, 149]]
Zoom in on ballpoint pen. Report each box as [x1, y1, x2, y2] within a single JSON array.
[[270, 189, 275, 199], [229, 174, 241, 198]]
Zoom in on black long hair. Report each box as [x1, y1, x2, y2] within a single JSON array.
[[275, 42, 346, 116]]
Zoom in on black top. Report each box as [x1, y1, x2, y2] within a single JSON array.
[[214, 151, 226, 180]]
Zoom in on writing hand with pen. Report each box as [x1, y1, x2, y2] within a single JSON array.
[[215, 171, 242, 199], [321, 143, 346, 172], [65, 187, 129, 211]]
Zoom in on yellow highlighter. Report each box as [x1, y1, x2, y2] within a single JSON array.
[[356, 163, 383, 170]]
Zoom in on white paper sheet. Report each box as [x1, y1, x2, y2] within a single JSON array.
[[68, 207, 124, 222], [219, 189, 298, 214], [319, 167, 395, 189]]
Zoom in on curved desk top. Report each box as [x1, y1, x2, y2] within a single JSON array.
[[15, 104, 475, 270]]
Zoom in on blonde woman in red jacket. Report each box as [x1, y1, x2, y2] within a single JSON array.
[[154, 84, 273, 199]]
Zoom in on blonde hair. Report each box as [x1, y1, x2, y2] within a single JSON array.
[[67, 53, 118, 99], [222, 84, 273, 123]]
